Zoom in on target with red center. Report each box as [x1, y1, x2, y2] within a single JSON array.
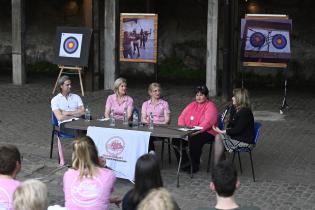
[[249, 32, 265, 48], [63, 37, 79, 54], [272, 34, 287, 49]]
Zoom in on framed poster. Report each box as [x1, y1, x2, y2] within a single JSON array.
[[119, 13, 158, 63], [54, 26, 92, 67], [240, 14, 292, 67]]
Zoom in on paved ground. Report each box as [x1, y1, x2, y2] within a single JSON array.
[[0, 75, 315, 210]]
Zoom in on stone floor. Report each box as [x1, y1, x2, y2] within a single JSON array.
[[0, 75, 315, 210]]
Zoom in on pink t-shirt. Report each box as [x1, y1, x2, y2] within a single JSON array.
[[105, 94, 133, 120], [178, 100, 218, 136], [141, 99, 170, 124], [0, 178, 20, 210], [63, 168, 116, 210]]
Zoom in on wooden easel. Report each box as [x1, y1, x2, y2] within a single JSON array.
[[52, 65, 85, 96]]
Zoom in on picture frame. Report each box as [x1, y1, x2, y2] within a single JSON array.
[[119, 13, 158, 63]]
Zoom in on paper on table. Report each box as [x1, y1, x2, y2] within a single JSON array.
[[178, 126, 203, 131], [97, 117, 110, 121], [59, 117, 79, 124]]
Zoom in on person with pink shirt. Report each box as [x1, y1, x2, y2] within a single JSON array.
[[173, 85, 218, 173], [104, 77, 134, 120], [63, 136, 121, 210], [141, 83, 171, 151], [141, 83, 170, 125], [0, 145, 21, 210]]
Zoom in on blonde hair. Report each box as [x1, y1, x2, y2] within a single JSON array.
[[233, 88, 251, 110], [148, 82, 161, 94], [72, 136, 99, 178], [13, 179, 48, 210], [113, 77, 127, 93], [137, 188, 179, 210]]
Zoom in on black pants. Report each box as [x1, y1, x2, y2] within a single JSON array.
[[173, 132, 214, 170]]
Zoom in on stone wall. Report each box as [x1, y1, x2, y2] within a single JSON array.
[[1, 0, 315, 82]]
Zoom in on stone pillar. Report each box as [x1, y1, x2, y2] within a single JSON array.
[[11, 0, 25, 85], [206, 0, 219, 97], [104, 0, 118, 90]]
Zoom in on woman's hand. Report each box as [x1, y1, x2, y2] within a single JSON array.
[[110, 196, 122, 207], [212, 125, 226, 134]]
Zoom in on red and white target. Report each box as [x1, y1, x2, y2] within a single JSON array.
[[59, 33, 83, 58]]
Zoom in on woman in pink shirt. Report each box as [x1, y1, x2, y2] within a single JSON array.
[[141, 83, 171, 151], [104, 77, 134, 120], [173, 85, 218, 173], [63, 136, 121, 210]]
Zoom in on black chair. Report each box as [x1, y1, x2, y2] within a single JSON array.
[[232, 122, 262, 182]]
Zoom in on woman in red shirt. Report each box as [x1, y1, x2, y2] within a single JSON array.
[[174, 85, 218, 173]]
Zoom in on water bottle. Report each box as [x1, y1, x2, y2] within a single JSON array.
[[148, 112, 154, 129], [85, 106, 91, 121], [109, 110, 115, 126], [123, 107, 128, 125], [132, 110, 139, 128]]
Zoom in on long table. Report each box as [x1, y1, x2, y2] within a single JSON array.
[[65, 119, 192, 187]]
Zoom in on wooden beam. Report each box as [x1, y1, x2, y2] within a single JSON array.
[[11, 0, 25, 85], [206, 0, 219, 97], [104, 0, 118, 90]]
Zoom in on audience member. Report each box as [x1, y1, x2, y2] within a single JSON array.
[[212, 88, 255, 166], [197, 160, 260, 210], [0, 144, 21, 210], [137, 187, 180, 210], [173, 85, 218, 173], [122, 154, 163, 210], [104, 77, 134, 120], [63, 136, 120, 210], [13, 179, 48, 210]]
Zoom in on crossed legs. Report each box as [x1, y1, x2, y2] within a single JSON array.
[[213, 134, 226, 166]]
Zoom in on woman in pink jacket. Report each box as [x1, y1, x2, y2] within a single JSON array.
[[174, 85, 218, 173]]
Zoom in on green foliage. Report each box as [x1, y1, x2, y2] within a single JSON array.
[[26, 61, 59, 76], [159, 57, 205, 81]]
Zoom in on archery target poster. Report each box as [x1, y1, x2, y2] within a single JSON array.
[[54, 27, 92, 66], [240, 15, 292, 64]]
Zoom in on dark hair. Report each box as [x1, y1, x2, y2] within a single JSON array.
[[211, 160, 238, 197], [130, 154, 163, 208], [0, 144, 21, 175], [195, 85, 209, 97]]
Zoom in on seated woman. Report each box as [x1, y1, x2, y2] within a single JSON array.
[[141, 83, 170, 151], [104, 77, 134, 120], [122, 154, 163, 210], [212, 88, 255, 166], [63, 136, 121, 210], [174, 85, 218, 173]]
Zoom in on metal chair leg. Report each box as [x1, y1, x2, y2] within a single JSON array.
[[168, 138, 172, 164], [249, 151, 256, 182], [50, 129, 55, 159], [161, 140, 165, 168], [232, 151, 236, 163], [207, 144, 212, 172], [238, 152, 243, 174]]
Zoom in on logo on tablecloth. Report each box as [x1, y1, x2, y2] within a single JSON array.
[[105, 136, 125, 158]]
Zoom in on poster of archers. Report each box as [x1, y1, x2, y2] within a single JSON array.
[[240, 14, 292, 64], [120, 13, 158, 63]]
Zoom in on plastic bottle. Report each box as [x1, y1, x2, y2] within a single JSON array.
[[148, 112, 154, 129], [109, 110, 115, 126], [132, 110, 139, 128], [85, 105, 91, 121], [123, 107, 128, 125]]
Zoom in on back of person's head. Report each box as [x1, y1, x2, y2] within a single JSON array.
[[137, 187, 180, 210], [195, 85, 209, 97], [72, 136, 99, 178], [233, 88, 251, 110], [13, 179, 48, 210], [113, 77, 127, 93], [131, 154, 163, 207], [211, 160, 238, 197], [0, 144, 21, 176]]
